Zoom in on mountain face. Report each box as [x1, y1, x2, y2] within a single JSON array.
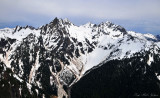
[[0, 18, 160, 98], [71, 50, 160, 98]]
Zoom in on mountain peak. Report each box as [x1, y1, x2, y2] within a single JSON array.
[[1, 17, 160, 98], [63, 18, 71, 23], [48, 17, 73, 28], [82, 22, 95, 28], [50, 17, 59, 26]]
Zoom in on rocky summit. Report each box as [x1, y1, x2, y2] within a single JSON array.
[[0, 18, 160, 98]]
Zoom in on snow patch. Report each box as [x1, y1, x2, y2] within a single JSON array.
[[13, 74, 23, 82], [147, 54, 154, 66], [26, 82, 32, 93]]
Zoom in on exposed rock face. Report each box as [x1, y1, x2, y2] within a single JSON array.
[[0, 18, 160, 98]]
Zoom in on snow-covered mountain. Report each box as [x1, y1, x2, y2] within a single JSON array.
[[0, 18, 160, 98]]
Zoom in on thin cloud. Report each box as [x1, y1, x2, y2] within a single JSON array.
[[0, 0, 160, 34], [1, 0, 160, 20]]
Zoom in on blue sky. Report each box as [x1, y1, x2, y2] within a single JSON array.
[[0, 0, 160, 35]]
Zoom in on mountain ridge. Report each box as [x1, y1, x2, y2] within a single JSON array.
[[0, 18, 160, 98]]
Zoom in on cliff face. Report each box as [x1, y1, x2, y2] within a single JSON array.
[[0, 18, 160, 98]]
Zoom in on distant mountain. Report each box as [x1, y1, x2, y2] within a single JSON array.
[[156, 35, 160, 41], [0, 18, 160, 98]]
